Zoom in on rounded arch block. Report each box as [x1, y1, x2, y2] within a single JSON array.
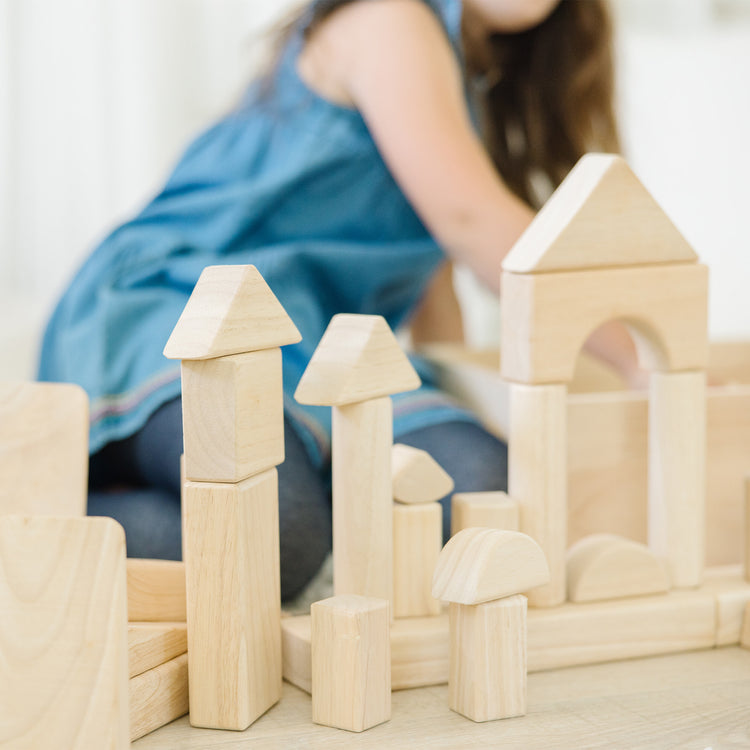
[[500, 262, 709, 385]]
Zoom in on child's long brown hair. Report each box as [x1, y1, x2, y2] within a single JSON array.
[[267, 0, 620, 209]]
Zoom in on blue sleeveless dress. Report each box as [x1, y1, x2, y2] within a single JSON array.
[[38, 0, 477, 466]]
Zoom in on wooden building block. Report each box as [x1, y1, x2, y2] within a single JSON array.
[[451, 491, 519, 536], [128, 622, 188, 679], [332, 398, 393, 603], [701, 565, 750, 646], [566, 533, 670, 603], [501, 263, 708, 385], [311, 595, 391, 732], [508, 383, 567, 607], [0, 382, 88, 516], [129, 653, 189, 741], [648, 370, 706, 588], [0, 516, 129, 748], [393, 502, 442, 618], [449, 596, 527, 722], [741, 601, 750, 649], [184, 470, 281, 730], [391, 444, 454, 504], [182, 348, 284, 483], [127, 558, 186, 622], [432, 528, 549, 605], [745, 476, 750, 583], [163, 264, 301, 360], [294, 314, 420, 406], [502, 153, 697, 274]]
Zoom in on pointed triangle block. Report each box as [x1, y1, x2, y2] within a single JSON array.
[[502, 154, 698, 274], [163, 265, 301, 360], [294, 314, 421, 406]]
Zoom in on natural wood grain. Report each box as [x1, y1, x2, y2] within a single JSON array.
[[181, 348, 284, 483], [502, 153, 697, 274], [0, 516, 129, 748], [508, 383, 567, 607], [134, 648, 750, 749], [391, 444, 454, 504], [184, 471, 282, 730], [741, 601, 750, 649], [745, 476, 750, 582], [0, 382, 88, 517], [127, 559, 186, 622], [130, 653, 189, 741], [393, 502, 442, 618], [501, 263, 709, 385], [432, 528, 549, 605], [648, 370, 707, 588], [566, 533, 669, 603], [701, 565, 750, 646], [128, 622, 188, 679], [311, 596, 390, 732], [450, 491, 519, 536], [294, 314, 420, 406], [449, 596, 527, 722], [162, 264, 301, 360], [332, 398, 393, 604]]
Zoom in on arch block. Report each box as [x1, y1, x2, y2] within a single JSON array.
[[501, 263, 709, 384]]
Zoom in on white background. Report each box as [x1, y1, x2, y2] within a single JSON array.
[[1, 0, 749, 377]]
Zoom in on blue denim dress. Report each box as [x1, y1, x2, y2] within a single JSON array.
[[38, 0, 476, 466]]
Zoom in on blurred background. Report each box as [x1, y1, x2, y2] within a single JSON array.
[[1, 0, 749, 379]]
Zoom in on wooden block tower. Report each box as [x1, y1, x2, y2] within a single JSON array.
[[295, 314, 420, 607], [164, 264, 301, 730]]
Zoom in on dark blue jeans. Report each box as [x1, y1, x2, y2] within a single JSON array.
[[88, 398, 507, 601]]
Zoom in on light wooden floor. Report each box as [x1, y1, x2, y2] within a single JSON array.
[[134, 647, 750, 749]]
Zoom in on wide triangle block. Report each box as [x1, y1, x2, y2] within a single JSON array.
[[294, 314, 421, 406], [163, 265, 301, 360], [502, 154, 698, 274]]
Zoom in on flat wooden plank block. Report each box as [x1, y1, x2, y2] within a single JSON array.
[[0, 382, 88, 517], [129, 622, 188, 679], [184, 471, 282, 730], [127, 559, 186, 622], [501, 263, 708, 384], [451, 491, 519, 536], [163, 264, 301, 359], [391, 444, 454, 504], [0, 516, 129, 749], [502, 153, 697, 274], [130, 653, 189, 741], [182, 348, 284, 483], [393, 502, 442, 618], [295, 314, 420, 406], [311, 595, 391, 732], [332, 398, 393, 604], [450, 596, 527, 722]]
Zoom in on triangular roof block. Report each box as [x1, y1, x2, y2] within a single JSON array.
[[502, 154, 698, 274], [294, 314, 421, 406], [163, 265, 301, 360]]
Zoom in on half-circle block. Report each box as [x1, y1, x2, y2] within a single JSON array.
[[502, 153, 697, 274], [163, 265, 301, 360], [392, 444, 454, 504], [294, 315, 421, 406], [431, 527, 550, 605], [566, 533, 670, 603]]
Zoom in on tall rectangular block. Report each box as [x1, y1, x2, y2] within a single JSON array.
[[311, 595, 390, 732], [182, 348, 284, 482], [184, 470, 282, 729]]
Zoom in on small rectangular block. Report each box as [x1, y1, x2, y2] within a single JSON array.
[[128, 622, 188, 679], [184, 471, 282, 730], [393, 502, 442, 618], [127, 559, 186, 622], [451, 491, 519, 536], [182, 348, 284, 483], [311, 595, 391, 732], [449, 596, 527, 722]]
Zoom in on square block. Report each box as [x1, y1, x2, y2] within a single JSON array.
[[311, 595, 390, 732], [451, 492, 519, 536], [182, 348, 284, 482]]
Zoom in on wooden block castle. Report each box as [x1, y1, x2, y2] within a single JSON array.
[[3, 153, 750, 744]]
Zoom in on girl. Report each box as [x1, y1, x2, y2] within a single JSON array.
[[38, 0, 625, 601]]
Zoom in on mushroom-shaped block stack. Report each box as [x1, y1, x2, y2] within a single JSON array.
[[432, 527, 550, 722]]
